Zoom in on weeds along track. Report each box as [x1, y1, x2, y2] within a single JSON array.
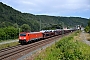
[[0, 33, 70, 60]]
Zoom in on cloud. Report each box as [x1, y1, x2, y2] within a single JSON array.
[[0, 0, 90, 18]]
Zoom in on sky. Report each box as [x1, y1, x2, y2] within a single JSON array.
[[0, 0, 90, 19]]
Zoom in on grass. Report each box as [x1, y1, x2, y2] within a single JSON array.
[[34, 31, 90, 60], [0, 39, 18, 42], [0, 42, 19, 50]]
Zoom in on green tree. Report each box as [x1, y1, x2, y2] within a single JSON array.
[[13, 23, 19, 28], [21, 24, 31, 32], [84, 26, 90, 33], [0, 28, 6, 40], [84, 20, 90, 33], [4, 26, 18, 39]]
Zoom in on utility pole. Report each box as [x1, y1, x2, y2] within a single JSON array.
[[61, 22, 64, 35], [40, 19, 41, 31], [16, 20, 20, 36], [19, 28, 20, 35], [61, 22, 64, 29]]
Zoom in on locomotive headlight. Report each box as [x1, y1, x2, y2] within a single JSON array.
[[19, 37, 21, 39], [24, 37, 26, 39]]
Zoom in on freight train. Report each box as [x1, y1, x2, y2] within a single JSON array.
[[19, 29, 75, 44]]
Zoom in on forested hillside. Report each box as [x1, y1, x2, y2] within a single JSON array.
[[0, 2, 89, 31]]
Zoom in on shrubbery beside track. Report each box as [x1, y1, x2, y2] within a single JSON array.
[[35, 31, 90, 60]]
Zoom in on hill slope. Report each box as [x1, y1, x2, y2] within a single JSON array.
[[0, 2, 89, 31]]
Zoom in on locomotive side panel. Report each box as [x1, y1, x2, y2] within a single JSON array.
[[29, 32, 43, 41]]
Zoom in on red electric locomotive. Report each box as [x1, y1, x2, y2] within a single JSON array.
[[19, 32, 43, 44]]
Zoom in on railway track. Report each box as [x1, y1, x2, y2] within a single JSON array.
[[0, 33, 70, 60]]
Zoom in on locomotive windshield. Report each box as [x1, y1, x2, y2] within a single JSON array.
[[20, 34, 26, 36]]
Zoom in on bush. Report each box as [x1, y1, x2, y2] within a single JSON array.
[[0, 26, 19, 41]]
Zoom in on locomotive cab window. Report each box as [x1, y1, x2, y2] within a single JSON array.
[[20, 34, 26, 36]]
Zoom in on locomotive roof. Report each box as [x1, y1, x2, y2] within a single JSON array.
[[20, 32, 42, 34], [30, 32, 42, 34]]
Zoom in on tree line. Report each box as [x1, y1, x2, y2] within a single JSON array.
[[0, 23, 63, 41]]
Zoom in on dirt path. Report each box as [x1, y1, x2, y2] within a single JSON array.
[[0, 39, 18, 45], [79, 30, 90, 46]]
